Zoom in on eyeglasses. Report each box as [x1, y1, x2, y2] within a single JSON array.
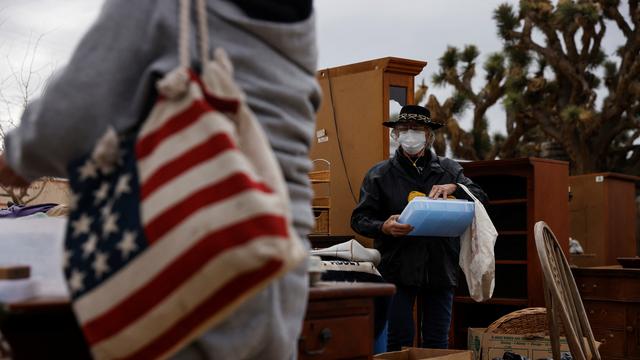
[[394, 123, 428, 132]]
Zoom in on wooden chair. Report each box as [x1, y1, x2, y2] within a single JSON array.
[[534, 221, 601, 360]]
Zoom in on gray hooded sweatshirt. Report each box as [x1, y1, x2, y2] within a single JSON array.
[[4, 0, 320, 359]]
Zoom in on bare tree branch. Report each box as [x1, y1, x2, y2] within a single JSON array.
[[512, 28, 593, 103], [579, 23, 594, 64], [22, 181, 47, 205], [461, 65, 475, 93], [605, 5, 633, 37], [445, 68, 479, 104], [603, 45, 640, 123], [588, 19, 606, 65], [533, 14, 565, 55], [491, 113, 525, 159], [531, 109, 562, 142], [562, 23, 580, 62], [631, 0, 639, 28]]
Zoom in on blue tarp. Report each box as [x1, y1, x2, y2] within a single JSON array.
[[0, 203, 58, 218]]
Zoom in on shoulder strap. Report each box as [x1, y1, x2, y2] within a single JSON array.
[[457, 183, 479, 203], [178, 0, 210, 69]]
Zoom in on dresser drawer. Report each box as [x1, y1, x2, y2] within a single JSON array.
[[583, 301, 626, 328], [592, 327, 626, 358], [299, 315, 371, 359], [576, 275, 640, 301]]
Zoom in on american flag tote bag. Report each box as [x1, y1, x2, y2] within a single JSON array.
[[63, 0, 306, 358]]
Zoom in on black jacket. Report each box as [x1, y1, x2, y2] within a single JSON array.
[[351, 148, 488, 288]]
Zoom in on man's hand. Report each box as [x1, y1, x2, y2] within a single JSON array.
[[429, 184, 457, 199], [381, 215, 413, 237], [0, 154, 29, 188]]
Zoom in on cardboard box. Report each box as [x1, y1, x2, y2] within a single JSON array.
[[467, 328, 571, 360], [374, 347, 473, 360]]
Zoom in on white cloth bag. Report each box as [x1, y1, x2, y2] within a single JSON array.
[[457, 183, 498, 302]]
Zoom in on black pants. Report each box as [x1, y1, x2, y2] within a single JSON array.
[[386, 285, 454, 351]]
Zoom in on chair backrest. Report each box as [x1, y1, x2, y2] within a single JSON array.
[[534, 221, 600, 360]]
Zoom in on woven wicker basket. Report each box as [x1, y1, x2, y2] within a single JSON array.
[[486, 307, 564, 336], [312, 209, 330, 234]]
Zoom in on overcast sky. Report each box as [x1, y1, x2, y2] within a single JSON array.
[[0, 0, 627, 136]]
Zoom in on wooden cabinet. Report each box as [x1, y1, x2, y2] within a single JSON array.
[[451, 158, 569, 348], [569, 173, 640, 267], [573, 267, 640, 360], [299, 282, 395, 360], [311, 57, 427, 242]]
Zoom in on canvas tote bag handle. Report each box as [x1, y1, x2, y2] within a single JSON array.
[[458, 182, 479, 252], [457, 183, 478, 203], [178, 0, 210, 70]]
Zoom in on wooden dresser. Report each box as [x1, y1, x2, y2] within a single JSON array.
[[0, 297, 92, 359], [1, 283, 394, 360], [573, 266, 640, 360], [299, 282, 395, 360]]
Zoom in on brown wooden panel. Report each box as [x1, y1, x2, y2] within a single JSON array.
[[569, 173, 639, 266], [318, 57, 426, 78], [576, 274, 640, 301], [570, 175, 604, 259], [530, 159, 570, 306], [592, 327, 626, 358], [308, 282, 395, 302], [607, 178, 638, 264], [306, 297, 370, 317], [299, 315, 371, 360], [583, 300, 627, 328], [626, 305, 640, 358], [312, 69, 383, 238]]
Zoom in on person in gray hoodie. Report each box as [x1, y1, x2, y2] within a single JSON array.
[[0, 0, 320, 359]]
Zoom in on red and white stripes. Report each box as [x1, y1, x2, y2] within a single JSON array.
[[74, 75, 303, 359]]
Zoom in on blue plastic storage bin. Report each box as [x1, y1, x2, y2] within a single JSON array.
[[397, 197, 475, 237]]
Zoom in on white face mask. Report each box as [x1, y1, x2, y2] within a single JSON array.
[[398, 129, 426, 155]]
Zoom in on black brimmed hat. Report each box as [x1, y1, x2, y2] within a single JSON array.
[[383, 104, 443, 129]]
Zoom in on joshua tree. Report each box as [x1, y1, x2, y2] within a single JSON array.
[[425, 0, 640, 175], [423, 44, 546, 161]]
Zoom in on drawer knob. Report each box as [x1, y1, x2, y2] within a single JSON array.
[[627, 326, 634, 333], [592, 284, 598, 288], [300, 328, 333, 356]]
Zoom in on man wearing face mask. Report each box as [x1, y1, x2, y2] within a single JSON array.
[[351, 104, 487, 351]]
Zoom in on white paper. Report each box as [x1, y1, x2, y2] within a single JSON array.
[[0, 218, 69, 301]]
